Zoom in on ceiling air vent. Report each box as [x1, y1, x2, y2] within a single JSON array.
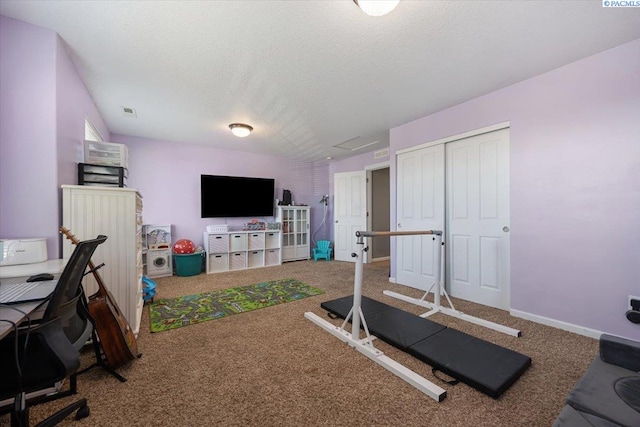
[[374, 148, 389, 159], [334, 136, 379, 152], [121, 106, 137, 118]]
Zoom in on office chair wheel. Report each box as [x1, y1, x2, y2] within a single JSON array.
[[75, 404, 90, 420]]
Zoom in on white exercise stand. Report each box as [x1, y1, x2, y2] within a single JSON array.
[[304, 230, 447, 402], [382, 231, 521, 337]]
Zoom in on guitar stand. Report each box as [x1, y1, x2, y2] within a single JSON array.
[[77, 292, 131, 383], [77, 328, 128, 383]]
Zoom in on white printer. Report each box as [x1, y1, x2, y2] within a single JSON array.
[[0, 238, 48, 266], [0, 238, 66, 284]]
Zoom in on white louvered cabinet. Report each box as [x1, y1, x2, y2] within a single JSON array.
[[62, 185, 143, 335]]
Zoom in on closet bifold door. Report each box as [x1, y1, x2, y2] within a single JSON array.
[[395, 144, 445, 291]]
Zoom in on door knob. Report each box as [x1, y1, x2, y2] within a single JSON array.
[[503, 226, 510, 233]]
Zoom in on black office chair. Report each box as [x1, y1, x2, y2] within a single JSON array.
[[0, 235, 107, 427]]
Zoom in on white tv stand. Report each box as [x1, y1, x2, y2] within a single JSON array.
[[203, 230, 281, 274]]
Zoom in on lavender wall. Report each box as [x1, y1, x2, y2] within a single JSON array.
[[390, 39, 640, 339], [0, 16, 110, 258], [111, 134, 330, 249], [0, 16, 58, 256]]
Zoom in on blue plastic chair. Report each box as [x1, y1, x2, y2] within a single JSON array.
[[313, 240, 332, 261]]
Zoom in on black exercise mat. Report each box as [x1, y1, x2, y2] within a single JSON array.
[[408, 328, 531, 398], [320, 295, 531, 398], [321, 294, 393, 319]]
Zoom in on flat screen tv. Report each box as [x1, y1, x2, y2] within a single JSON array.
[[201, 174, 275, 218]]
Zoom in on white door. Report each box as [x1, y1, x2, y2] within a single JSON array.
[[446, 129, 510, 309], [396, 144, 445, 290], [334, 171, 367, 262]]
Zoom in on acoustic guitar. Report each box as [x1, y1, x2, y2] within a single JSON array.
[[60, 226, 140, 368]]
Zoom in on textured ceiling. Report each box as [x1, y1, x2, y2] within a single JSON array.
[[1, 1, 639, 161]]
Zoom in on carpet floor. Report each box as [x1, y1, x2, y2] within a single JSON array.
[[0, 259, 598, 426]]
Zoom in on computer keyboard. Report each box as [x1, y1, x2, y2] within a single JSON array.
[[0, 282, 40, 303]]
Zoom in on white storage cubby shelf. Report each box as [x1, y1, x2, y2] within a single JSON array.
[[203, 230, 282, 274]]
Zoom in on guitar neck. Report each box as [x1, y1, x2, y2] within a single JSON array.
[[60, 226, 106, 293]]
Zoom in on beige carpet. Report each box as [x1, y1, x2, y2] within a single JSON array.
[[1, 260, 598, 426]]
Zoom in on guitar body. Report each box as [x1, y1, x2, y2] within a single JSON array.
[[88, 292, 140, 368], [60, 226, 140, 369]]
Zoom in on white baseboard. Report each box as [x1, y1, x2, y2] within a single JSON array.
[[510, 309, 603, 339], [383, 283, 603, 339]]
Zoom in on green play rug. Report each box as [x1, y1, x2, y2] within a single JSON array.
[[149, 278, 323, 332]]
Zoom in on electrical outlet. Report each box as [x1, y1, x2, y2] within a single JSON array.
[[629, 295, 640, 310]]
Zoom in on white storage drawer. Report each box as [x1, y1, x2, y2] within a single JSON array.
[[265, 232, 280, 249], [208, 253, 229, 273], [230, 252, 246, 270], [248, 233, 265, 250], [84, 141, 128, 168], [248, 250, 264, 268], [229, 234, 247, 252], [265, 249, 280, 266], [208, 234, 229, 253]]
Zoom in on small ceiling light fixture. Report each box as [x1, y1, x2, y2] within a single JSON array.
[[353, 0, 399, 17], [229, 123, 253, 138]]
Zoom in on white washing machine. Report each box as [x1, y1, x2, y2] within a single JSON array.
[[147, 249, 173, 278]]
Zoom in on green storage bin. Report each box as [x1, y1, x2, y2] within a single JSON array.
[[173, 252, 204, 276]]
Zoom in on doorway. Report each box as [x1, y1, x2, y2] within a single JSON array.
[[368, 167, 390, 261], [333, 163, 390, 263]]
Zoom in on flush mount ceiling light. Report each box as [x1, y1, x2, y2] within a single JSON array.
[[353, 0, 399, 17], [229, 123, 253, 138]]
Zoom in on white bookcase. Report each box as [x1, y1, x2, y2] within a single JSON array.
[[61, 185, 143, 335], [203, 230, 281, 274], [276, 206, 310, 262]]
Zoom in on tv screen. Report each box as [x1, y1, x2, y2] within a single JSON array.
[[201, 175, 275, 218]]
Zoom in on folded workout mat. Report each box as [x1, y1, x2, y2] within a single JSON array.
[[321, 295, 531, 398]]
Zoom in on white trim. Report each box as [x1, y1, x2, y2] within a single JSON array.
[[396, 121, 510, 155], [84, 117, 104, 142], [510, 309, 603, 339], [365, 160, 390, 171], [389, 276, 397, 283]]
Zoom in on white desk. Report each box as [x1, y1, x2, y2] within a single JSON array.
[[0, 300, 47, 339], [0, 259, 67, 285], [0, 260, 66, 338]]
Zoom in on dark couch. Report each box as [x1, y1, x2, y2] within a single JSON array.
[[554, 334, 640, 427]]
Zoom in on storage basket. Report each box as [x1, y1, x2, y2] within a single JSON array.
[[173, 252, 204, 276], [206, 224, 229, 233], [84, 141, 128, 168]]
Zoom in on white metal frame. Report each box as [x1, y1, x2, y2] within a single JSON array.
[[383, 231, 521, 337], [304, 230, 447, 402]]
